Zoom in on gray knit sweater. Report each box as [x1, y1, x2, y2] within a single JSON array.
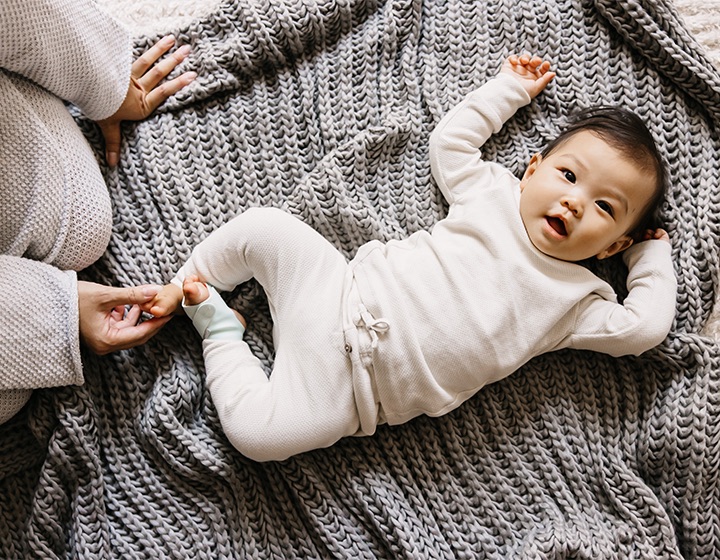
[[0, 0, 131, 422]]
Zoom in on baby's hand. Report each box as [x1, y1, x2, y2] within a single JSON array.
[[142, 283, 183, 317], [641, 228, 670, 244], [500, 54, 556, 99]]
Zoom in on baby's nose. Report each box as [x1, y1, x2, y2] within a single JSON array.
[[561, 196, 582, 217]]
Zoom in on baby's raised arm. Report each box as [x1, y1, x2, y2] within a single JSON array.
[[428, 54, 551, 205], [499, 54, 555, 99]]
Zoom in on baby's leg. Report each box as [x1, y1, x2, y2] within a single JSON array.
[[205, 333, 358, 462], [186, 208, 359, 461], [173, 207, 342, 305]]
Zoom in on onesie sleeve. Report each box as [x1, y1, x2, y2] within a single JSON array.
[[0, 256, 84, 390], [0, 0, 132, 120], [566, 240, 677, 356], [428, 73, 531, 204]]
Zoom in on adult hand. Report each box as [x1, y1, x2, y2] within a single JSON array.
[[78, 281, 173, 355], [500, 53, 556, 99], [97, 34, 197, 166]]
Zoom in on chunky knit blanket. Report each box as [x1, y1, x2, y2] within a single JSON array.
[[2, 0, 719, 557]]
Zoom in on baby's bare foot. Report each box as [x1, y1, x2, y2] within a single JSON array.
[[148, 283, 183, 317], [182, 276, 210, 306], [183, 276, 248, 330]]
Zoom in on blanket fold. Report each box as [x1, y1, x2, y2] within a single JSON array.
[[596, 0, 720, 119]]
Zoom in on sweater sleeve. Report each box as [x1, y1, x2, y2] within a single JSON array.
[[566, 241, 677, 356], [428, 73, 531, 204], [0, 0, 132, 120], [0, 256, 83, 390]]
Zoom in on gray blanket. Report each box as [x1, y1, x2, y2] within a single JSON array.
[[2, 0, 719, 557]]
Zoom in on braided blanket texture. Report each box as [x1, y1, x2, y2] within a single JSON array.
[[2, 0, 720, 557]]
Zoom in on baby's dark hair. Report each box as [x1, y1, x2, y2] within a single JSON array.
[[540, 106, 668, 238]]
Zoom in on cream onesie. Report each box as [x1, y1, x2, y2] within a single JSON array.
[[173, 74, 677, 462]]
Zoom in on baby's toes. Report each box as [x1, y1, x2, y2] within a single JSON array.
[[149, 299, 173, 317], [183, 281, 209, 306]]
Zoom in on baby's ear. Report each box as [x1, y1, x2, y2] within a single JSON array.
[[519, 153, 542, 190], [596, 235, 634, 259]]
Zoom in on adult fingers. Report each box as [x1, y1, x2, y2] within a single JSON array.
[[143, 71, 197, 114], [110, 305, 126, 322], [101, 316, 173, 354], [131, 34, 177, 80], [126, 316, 174, 348], [136, 44, 191, 92], [101, 285, 163, 309], [123, 304, 143, 325]]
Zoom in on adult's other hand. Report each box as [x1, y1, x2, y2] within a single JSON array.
[[97, 34, 197, 166]]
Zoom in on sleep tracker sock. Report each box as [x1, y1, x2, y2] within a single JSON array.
[[182, 285, 245, 341]]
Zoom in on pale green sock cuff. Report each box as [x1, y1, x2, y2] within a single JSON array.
[[182, 285, 245, 341]]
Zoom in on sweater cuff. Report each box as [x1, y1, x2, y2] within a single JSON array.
[[0, 257, 84, 390]]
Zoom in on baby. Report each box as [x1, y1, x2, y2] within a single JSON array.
[[145, 54, 677, 462]]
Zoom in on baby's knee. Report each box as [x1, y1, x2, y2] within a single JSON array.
[[239, 206, 301, 234], [222, 421, 299, 462], [239, 206, 287, 226], [218, 400, 334, 462]]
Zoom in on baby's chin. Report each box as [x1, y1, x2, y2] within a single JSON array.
[[525, 232, 596, 263]]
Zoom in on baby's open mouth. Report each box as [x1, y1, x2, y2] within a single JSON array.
[[546, 216, 567, 237]]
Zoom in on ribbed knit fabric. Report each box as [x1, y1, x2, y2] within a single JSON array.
[[1, 0, 718, 557]]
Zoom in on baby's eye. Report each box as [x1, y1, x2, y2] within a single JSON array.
[[596, 200, 614, 216], [562, 169, 576, 183]]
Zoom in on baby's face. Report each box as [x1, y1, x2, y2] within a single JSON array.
[[518, 130, 656, 262]]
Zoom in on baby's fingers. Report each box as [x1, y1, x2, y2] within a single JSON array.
[[642, 228, 670, 242], [536, 69, 556, 87], [523, 55, 551, 74], [536, 60, 552, 74], [508, 54, 551, 73]]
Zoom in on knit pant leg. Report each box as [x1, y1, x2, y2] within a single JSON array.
[[184, 208, 358, 462]]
